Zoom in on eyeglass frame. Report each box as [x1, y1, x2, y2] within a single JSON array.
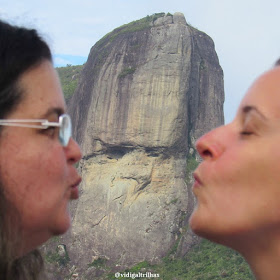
[[0, 114, 72, 147]]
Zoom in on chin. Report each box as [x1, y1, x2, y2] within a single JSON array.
[[189, 208, 221, 242], [189, 210, 207, 236], [190, 210, 241, 248], [51, 214, 71, 236]]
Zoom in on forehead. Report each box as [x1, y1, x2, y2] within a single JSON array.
[[240, 66, 280, 119], [14, 60, 65, 118]]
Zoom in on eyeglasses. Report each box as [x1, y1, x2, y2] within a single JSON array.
[[0, 114, 72, 147]]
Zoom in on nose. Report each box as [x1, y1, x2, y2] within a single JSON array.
[[195, 126, 225, 160], [65, 138, 82, 164]]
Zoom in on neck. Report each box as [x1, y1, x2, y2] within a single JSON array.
[[246, 250, 280, 280], [230, 230, 280, 280]]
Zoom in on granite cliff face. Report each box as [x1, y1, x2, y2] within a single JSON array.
[[53, 12, 224, 277]]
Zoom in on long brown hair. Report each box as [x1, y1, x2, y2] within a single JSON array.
[[0, 184, 46, 279], [0, 20, 52, 279]]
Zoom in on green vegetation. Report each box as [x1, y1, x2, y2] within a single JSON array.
[[186, 153, 199, 184], [88, 257, 108, 268], [96, 13, 171, 48], [166, 198, 179, 205], [181, 239, 254, 280], [94, 49, 110, 71], [45, 246, 70, 267], [56, 64, 83, 100], [200, 59, 206, 71], [118, 67, 136, 78], [106, 239, 253, 280], [165, 237, 181, 258]]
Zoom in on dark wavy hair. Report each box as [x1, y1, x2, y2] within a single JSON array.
[[0, 19, 52, 280]]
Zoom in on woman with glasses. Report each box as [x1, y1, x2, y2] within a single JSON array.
[[0, 20, 82, 279], [190, 59, 280, 280]]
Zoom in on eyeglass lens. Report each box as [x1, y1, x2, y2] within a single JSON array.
[[59, 114, 72, 147]]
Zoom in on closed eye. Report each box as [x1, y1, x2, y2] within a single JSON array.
[[240, 131, 253, 135], [41, 126, 58, 138], [240, 130, 255, 138]]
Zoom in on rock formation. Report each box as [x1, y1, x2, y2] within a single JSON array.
[[45, 12, 224, 278]]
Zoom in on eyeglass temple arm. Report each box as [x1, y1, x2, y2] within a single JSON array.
[[41, 120, 61, 127], [0, 119, 61, 129]]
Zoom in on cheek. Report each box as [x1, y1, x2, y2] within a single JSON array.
[[191, 143, 280, 237], [24, 149, 68, 203], [1, 142, 69, 222], [209, 148, 268, 215]]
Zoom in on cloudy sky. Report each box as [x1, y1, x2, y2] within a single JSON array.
[[1, 0, 279, 123]]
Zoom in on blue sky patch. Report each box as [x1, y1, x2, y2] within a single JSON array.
[[54, 54, 87, 67]]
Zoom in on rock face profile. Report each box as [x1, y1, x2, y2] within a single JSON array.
[[55, 12, 224, 277]]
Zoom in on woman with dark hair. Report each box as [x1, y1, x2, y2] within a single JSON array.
[[190, 60, 280, 279], [0, 20, 82, 279]]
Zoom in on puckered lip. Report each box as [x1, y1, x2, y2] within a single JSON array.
[[71, 177, 82, 188], [70, 177, 82, 200], [193, 172, 203, 186]]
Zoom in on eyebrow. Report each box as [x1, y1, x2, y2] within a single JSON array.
[[40, 107, 65, 119], [241, 105, 267, 120]]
